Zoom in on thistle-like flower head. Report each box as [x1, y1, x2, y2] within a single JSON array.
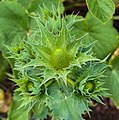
[[7, 5, 108, 120]]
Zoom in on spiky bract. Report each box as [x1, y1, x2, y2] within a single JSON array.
[[7, 5, 108, 120]]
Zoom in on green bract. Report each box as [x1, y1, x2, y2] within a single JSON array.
[[7, 5, 108, 120]]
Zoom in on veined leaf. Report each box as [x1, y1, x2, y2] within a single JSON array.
[[47, 89, 88, 120], [0, 1, 28, 52], [104, 56, 119, 107], [72, 13, 118, 59], [86, 0, 115, 23], [7, 92, 30, 120], [32, 99, 48, 120]]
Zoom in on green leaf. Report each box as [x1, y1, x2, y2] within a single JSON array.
[[72, 13, 118, 59], [7, 92, 30, 120], [17, 0, 64, 30], [86, 0, 115, 23], [17, 0, 64, 13], [47, 83, 88, 120], [27, 0, 64, 13], [32, 101, 48, 120], [78, 53, 99, 64], [27, 0, 64, 29], [17, 0, 32, 9], [0, 1, 28, 52], [104, 56, 119, 107]]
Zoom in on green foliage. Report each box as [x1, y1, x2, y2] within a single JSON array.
[[6, 4, 108, 120], [17, 0, 64, 13], [86, 0, 115, 23], [17, 0, 33, 9], [0, 0, 64, 55], [104, 56, 119, 107], [0, 0, 119, 120], [0, 1, 28, 53], [47, 87, 88, 120], [7, 92, 31, 120], [72, 13, 118, 59]]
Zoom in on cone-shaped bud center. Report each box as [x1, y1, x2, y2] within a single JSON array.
[[85, 81, 95, 93], [51, 49, 70, 69]]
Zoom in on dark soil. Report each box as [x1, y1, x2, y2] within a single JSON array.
[[83, 98, 119, 120]]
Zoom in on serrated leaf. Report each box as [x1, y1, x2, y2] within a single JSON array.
[[7, 92, 30, 120], [86, 0, 115, 23], [78, 53, 99, 64], [41, 69, 57, 86], [72, 13, 118, 59], [47, 84, 88, 120], [32, 101, 48, 120]]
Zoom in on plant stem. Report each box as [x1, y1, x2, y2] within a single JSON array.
[[67, 78, 75, 86], [113, 16, 119, 20]]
